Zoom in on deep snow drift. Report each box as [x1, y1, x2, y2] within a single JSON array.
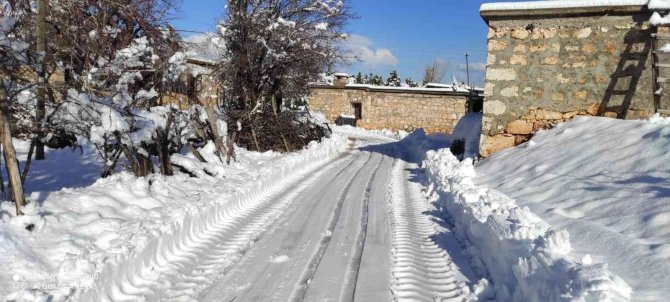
[[475, 116, 670, 301]]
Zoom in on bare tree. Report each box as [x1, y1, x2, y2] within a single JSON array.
[[219, 0, 353, 112], [422, 59, 448, 85]]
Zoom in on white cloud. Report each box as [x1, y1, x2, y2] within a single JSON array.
[[459, 62, 486, 72], [344, 34, 399, 67]]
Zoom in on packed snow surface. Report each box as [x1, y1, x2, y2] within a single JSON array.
[[476, 116, 670, 301]]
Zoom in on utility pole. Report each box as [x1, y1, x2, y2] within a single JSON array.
[[465, 52, 470, 88], [35, 0, 47, 160]]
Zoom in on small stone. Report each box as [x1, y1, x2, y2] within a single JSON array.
[[552, 92, 564, 101], [530, 45, 547, 53], [513, 44, 527, 53], [484, 82, 495, 97], [582, 43, 596, 53], [500, 86, 519, 97], [575, 90, 588, 101], [543, 28, 557, 38], [486, 68, 517, 81], [481, 135, 516, 157], [587, 104, 599, 115], [563, 111, 579, 119], [573, 27, 592, 39], [487, 53, 497, 65], [510, 54, 528, 65], [489, 39, 508, 51], [604, 111, 618, 118], [565, 45, 579, 52], [507, 120, 534, 135], [483, 100, 507, 116], [556, 74, 571, 84], [542, 57, 558, 65], [537, 109, 564, 120], [511, 28, 529, 39]]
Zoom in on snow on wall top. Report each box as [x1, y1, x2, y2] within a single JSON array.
[[481, 0, 650, 12], [649, 0, 670, 9]]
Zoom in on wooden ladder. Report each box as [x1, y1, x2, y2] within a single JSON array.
[[651, 28, 670, 115]]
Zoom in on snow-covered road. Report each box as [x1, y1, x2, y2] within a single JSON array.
[[151, 137, 476, 302]]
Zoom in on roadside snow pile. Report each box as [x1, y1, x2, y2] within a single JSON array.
[[476, 115, 670, 300], [424, 151, 632, 300], [0, 135, 348, 301], [450, 113, 482, 159], [332, 124, 405, 141]]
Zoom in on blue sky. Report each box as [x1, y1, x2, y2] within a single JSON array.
[[172, 0, 519, 86]]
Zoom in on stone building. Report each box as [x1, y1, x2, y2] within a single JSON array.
[[479, 0, 669, 157], [309, 78, 483, 134]]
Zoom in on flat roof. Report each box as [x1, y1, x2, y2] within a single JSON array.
[[309, 84, 483, 97], [481, 0, 650, 19]]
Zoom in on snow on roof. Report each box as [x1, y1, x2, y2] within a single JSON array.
[[480, 0, 648, 12], [180, 33, 224, 64], [333, 72, 350, 77], [649, 0, 670, 9]]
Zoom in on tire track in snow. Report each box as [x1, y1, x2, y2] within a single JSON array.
[[340, 153, 384, 301], [86, 148, 360, 302], [389, 159, 472, 302], [291, 152, 380, 302], [199, 151, 376, 301], [157, 152, 366, 301]]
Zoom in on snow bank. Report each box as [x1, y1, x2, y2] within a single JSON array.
[[476, 115, 670, 300], [423, 149, 632, 301], [0, 134, 348, 301], [332, 124, 405, 141]]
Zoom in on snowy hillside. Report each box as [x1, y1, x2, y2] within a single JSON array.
[[475, 116, 670, 301]]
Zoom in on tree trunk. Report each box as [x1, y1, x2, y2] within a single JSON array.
[[20, 139, 36, 185], [35, 0, 48, 160], [205, 107, 226, 162], [0, 87, 26, 215]]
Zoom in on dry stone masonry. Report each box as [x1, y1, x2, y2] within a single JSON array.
[[309, 85, 470, 134], [480, 3, 660, 157]]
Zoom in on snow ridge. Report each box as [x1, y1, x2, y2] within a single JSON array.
[[423, 149, 632, 301]]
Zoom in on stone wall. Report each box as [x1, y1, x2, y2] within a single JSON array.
[[309, 86, 469, 133], [480, 6, 659, 157]]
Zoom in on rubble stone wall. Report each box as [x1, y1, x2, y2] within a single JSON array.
[[481, 8, 658, 156], [309, 86, 469, 133]]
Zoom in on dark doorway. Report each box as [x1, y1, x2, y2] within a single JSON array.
[[352, 102, 362, 119]]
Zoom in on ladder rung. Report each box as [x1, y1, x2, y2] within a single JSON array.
[[607, 90, 630, 95], [655, 63, 670, 68], [657, 77, 670, 82], [652, 50, 670, 54], [657, 109, 670, 114]]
